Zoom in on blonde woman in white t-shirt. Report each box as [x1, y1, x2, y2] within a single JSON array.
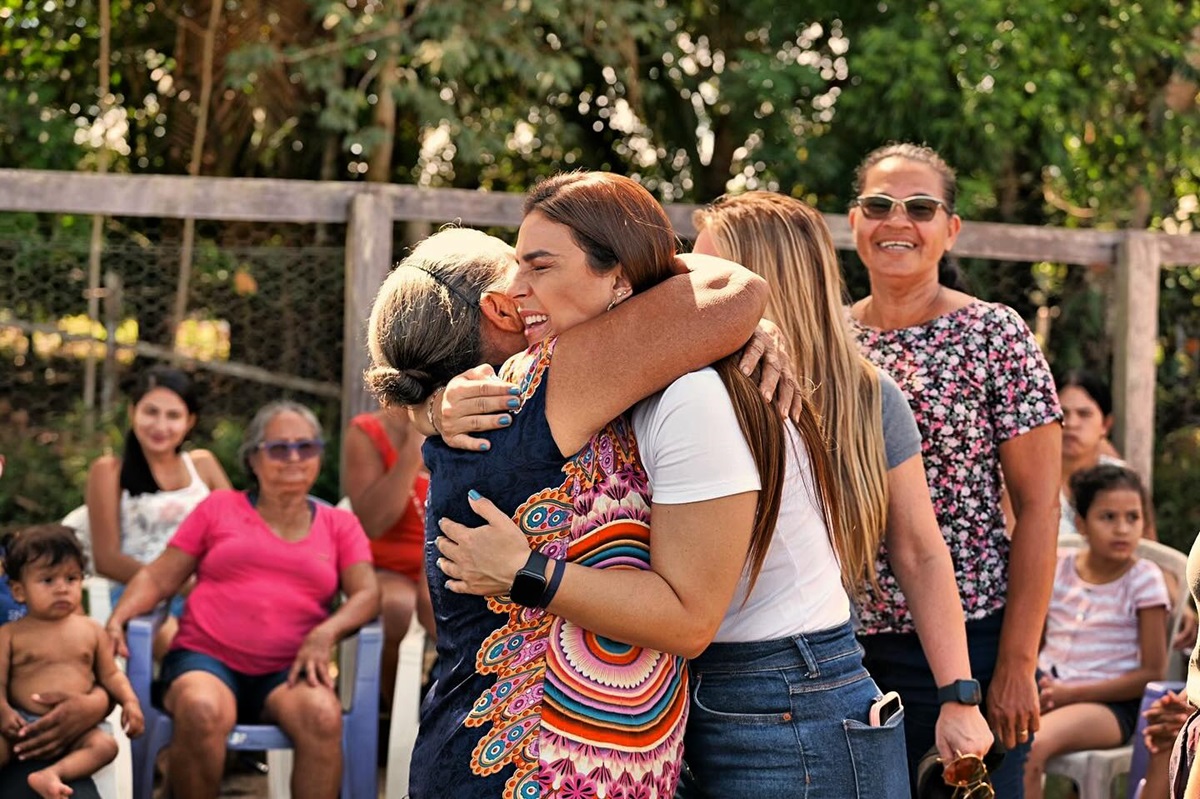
[[1025, 464, 1169, 799], [86, 366, 230, 655]]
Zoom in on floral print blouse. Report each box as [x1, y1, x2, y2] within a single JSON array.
[[852, 302, 1062, 635]]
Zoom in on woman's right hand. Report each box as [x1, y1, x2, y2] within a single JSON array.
[[435, 492, 532, 596], [434, 365, 522, 451], [105, 617, 128, 659], [934, 702, 994, 763]]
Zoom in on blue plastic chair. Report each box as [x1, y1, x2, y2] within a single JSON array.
[[1128, 680, 1187, 798], [126, 606, 381, 799]]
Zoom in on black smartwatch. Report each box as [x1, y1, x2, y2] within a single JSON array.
[[937, 678, 983, 706], [509, 551, 550, 608]]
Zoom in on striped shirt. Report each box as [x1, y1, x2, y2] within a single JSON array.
[[1039, 554, 1169, 683]]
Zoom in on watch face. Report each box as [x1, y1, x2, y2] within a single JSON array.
[[940, 679, 982, 705], [510, 569, 547, 607]]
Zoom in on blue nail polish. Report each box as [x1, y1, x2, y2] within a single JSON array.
[[479, 441, 490, 451], [498, 415, 512, 426], [508, 386, 520, 395], [468, 489, 482, 501], [507, 398, 520, 408]]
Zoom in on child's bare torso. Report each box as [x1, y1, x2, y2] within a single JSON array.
[[7, 614, 100, 716]]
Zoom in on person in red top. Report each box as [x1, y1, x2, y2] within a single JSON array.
[[343, 409, 432, 707]]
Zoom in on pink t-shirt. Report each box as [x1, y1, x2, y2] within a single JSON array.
[[168, 490, 372, 674], [1038, 553, 1169, 683]]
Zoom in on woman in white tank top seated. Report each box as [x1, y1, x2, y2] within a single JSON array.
[[86, 366, 230, 655]]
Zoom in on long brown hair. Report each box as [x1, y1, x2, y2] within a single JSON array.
[[695, 192, 883, 596], [528, 172, 837, 591]]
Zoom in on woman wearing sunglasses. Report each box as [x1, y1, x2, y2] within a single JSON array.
[[85, 366, 231, 657], [105, 401, 380, 799], [848, 142, 1062, 797]]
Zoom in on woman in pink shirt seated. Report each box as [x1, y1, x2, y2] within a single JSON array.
[[105, 401, 381, 799]]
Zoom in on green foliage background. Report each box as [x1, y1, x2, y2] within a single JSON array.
[[1, 0, 1199, 547]]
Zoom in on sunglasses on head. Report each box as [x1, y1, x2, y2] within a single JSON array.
[[258, 439, 325, 462], [853, 193, 950, 223]]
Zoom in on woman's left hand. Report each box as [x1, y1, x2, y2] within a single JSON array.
[[436, 493, 532, 596], [934, 703, 993, 763], [288, 629, 337, 689], [435, 365, 521, 452]]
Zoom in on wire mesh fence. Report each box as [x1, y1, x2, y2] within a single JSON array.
[[1, 213, 351, 527]]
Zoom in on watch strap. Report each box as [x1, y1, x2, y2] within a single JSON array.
[[539, 558, 565, 608]]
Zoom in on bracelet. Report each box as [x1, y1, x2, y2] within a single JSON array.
[[539, 558, 565, 608], [426, 386, 445, 436]]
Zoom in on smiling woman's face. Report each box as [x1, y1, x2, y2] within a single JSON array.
[[849, 156, 961, 285], [508, 211, 629, 344]]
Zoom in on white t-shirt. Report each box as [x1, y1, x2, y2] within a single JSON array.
[[631, 368, 850, 642]]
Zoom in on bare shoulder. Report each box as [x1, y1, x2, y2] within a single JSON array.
[[87, 454, 120, 481], [68, 613, 105, 636], [189, 449, 231, 488], [61, 614, 107, 651], [0, 619, 17, 643]]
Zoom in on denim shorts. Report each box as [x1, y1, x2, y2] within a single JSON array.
[[677, 620, 910, 798], [159, 648, 290, 723]]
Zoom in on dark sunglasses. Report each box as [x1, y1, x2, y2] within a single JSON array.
[[258, 439, 325, 462], [853, 193, 951, 223]]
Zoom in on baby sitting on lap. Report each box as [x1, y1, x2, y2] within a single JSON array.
[[0, 524, 144, 799]]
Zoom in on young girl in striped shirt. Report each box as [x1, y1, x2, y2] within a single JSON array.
[[1025, 463, 1170, 798]]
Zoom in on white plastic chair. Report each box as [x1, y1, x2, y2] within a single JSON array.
[[62, 504, 125, 799], [1044, 536, 1189, 799], [384, 616, 428, 799]]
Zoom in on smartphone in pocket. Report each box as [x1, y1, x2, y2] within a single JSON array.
[[869, 691, 903, 727]]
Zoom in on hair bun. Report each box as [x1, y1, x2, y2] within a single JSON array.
[[365, 365, 431, 406]]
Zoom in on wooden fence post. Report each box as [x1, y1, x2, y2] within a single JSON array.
[[1112, 231, 1161, 487], [341, 191, 394, 487]]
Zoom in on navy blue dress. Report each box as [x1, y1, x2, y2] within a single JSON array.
[[409, 340, 689, 799]]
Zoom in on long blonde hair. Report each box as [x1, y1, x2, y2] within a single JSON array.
[[694, 192, 888, 596]]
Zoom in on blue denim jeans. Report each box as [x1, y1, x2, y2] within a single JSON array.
[[677, 621, 910, 798], [860, 609, 1031, 799]]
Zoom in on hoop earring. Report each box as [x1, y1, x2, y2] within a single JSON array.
[[606, 288, 630, 312]]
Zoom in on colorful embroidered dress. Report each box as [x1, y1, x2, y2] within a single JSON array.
[[411, 339, 688, 799]]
